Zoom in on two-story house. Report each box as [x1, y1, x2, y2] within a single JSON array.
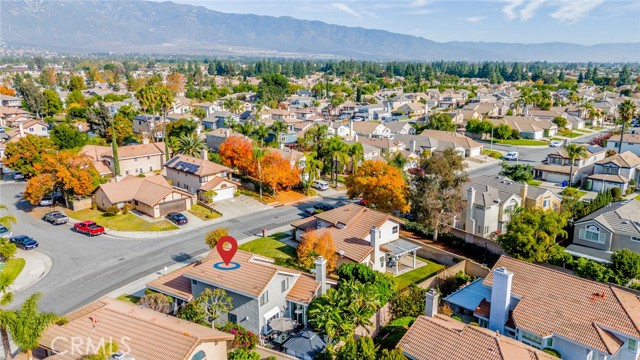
[[587, 151, 640, 193], [534, 145, 606, 185], [132, 114, 167, 140], [607, 134, 640, 156], [568, 200, 640, 262], [444, 256, 640, 360], [385, 121, 416, 136], [164, 152, 237, 202], [202, 110, 239, 130], [290, 204, 417, 275], [459, 184, 522, 237], [470, 176, 562, 211], [80, 142, 168, 177], [25, 297, 233, 360], [147, 250, 326, 336], [350, 121, 392, 139]]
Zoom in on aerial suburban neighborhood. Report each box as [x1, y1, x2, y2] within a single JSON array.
[[0, 1, 639, 360]]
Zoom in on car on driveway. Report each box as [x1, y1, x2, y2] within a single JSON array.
[[13, 172, 24, 180], [549, 140, 563, 147], [166, 212, 188, 225], [503, 152, 519, 161], [73, 221, 105, 236], [314, 203, 336, 211], [40, 196, 54, 206], [303, 208, 316, 216], [42, 210, 69, 225], [9, 235, 39, 250], [0, 226, 12, 239]]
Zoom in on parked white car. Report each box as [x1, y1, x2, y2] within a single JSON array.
[[312, 180, 329, 191], [503, 152, 519, 161], [0, 226, 12, 239], [549, 140, 563, 147], [13, 172, 24, 180], [39, 196, 54, 206]]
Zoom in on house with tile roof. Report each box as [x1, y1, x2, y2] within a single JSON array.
[[80, 142, 169, 177], [459, 182, 522, 237], [415, 130, 484, 157], [164, 152, 237, 202], [444, 256, 640, 360], [470, 175, 562, 211], [568, 200, 640, 262], [350, 120, 391, 139], [487, 116, 558, 140], [21, 297, 233, 360], [147, 250, 327, 336], [607, 134, 640, 157], [290, 204, 417, 275], [534, 145, 607, 185], [587, 151, 640, 193], [93, 175, 192, 218], [398, 290, 556, 360]]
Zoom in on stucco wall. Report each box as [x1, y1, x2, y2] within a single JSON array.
[[572, 221, 613, 251], [188, 341, 229, 360], [118, 155, 164, 176]]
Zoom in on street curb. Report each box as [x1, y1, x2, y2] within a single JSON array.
[[9, 251, 53, 293]]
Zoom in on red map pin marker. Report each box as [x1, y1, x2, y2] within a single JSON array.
[[216, 236, 238, 266]]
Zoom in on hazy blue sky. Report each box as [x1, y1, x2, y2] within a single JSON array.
[[162, 0, 640, 44]]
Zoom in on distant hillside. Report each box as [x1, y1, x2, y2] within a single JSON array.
[[1, 0, 638, 62]]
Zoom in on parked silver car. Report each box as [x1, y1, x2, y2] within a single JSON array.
[[0, 226, 12, 239]]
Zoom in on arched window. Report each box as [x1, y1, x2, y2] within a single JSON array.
[[191, 350, 206, 360], [579, 225, 605, 244]]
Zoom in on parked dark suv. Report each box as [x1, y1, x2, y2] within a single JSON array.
[[166, 212, 188, 225], [10, 235, 39, 250]]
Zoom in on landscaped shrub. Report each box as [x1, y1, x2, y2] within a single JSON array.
[[437, 271, 473, 297], [389, 285, 426, 319], [611, 187, 622, 200], [105, 205, 119, 216], [543, 348, 561, 358], [122, 203, 133, 214], [227, 348, 260, 360], [336, 263, 396, 304], [220, 323, 258, 350], [469, 321, 480, 326], [451, 315, 462, 322]]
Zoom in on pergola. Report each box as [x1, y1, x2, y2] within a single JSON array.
[[382, 238, 421, 276]]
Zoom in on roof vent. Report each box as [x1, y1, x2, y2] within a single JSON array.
[[493, 199, 500, 203], [622, 220, 630, 224]]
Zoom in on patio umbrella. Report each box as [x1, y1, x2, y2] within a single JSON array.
[[269, 317, 295, 332]]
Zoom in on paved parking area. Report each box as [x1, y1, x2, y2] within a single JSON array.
[[213, 195, 271, 218]]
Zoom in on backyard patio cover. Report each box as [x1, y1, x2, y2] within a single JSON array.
[[382, 238, 421, 275]]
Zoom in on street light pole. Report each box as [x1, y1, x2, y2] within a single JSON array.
[[490, 126, 494, 150]]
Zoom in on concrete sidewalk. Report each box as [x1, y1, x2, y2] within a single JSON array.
[[8, 249, 52, 293]]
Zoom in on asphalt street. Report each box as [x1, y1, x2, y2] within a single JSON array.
[[0, 182, 347, 315]]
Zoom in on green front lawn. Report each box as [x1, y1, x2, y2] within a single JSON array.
[[2, 258, 25, 284], [68, 209, 178, 232], [188, 204, 222, 221], [557, 130, 582, 138], [376, 316, 416, 350], [527, 180, 542, 186], [239, 236, 297, 267], [635, 194, 640, 201], [116, 294, 141, 304], [395, 257, 445, 290], [489, 138, 548, 146], [573, 129, 592, 133], [482, 149, 503, 159]]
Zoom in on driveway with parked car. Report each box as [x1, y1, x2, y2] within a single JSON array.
[[10, 235, 39, 250]]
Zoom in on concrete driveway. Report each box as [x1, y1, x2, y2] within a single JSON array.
[[213, 195, 271, 218]]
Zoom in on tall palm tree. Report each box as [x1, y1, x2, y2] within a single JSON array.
[[304, 151, 323, 194], [327, 136, 348, 186], [175, 133, 206, 158], [0, 205, 16, 230], [304, 124, 329, 152], [253, 146, 266, 199], [252, 123, 269, 148], [270, 120, 287, 148], [235, 122, 254, 137], [0, 271, 15, 360], [4, 292, 60, 360], [135, 86, 158, 143], [347, 143, 364, 174], [617, 100, 637, 154], [157, 87, 174, 161], [564, 143, 588, 186]]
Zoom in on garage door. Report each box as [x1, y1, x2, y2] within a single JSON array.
[[158, 198, 187, 216], [214, 187, 235, 202], [546, 172, 568, 183]]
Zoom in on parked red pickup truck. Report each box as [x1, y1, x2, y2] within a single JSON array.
[[73, 221, 105, 236]]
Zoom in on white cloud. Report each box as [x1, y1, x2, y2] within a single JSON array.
[[502, 0, 524, 19], [519, 0, 547, 21], [550, 0, 604, 23], [408, 0, 430, 8], [331, 2, 361, 17], [464, 16, 487, 22], [361, 10, 380, 18]]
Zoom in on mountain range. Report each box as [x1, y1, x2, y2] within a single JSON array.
[[1, 0, 638, 62]]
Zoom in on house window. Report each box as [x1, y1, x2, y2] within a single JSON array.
[[579, 225, 605, 244], [135, 158, 137, 162], [484, 226, 489, 234], [629, 339, 637, 351], [477, 225, 482, 234], [228, 313, 238, 324], [543, 198, 550, 208], [632, 237, 640, 243], [191, 351, 206, 360], [380, 256, 385, 268], [149, 166, 153, 171], [191, 279, 198, 286], [135, 168, 139, 173], [29, 128, 34, 132], [260, 291, 269, 306], [602, 165, 620, 175], [125, 170, 130, 175], [522, 331, 543, 347], [147, 156, 150, 160], [546, 338, 553, 347], [281, 278, 289, 292], [392, 225, 399, 234]]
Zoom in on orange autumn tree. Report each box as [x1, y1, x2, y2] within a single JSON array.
[[297, 230, 338, 272], [0, 85, 16, 96], [219, 136, 254, 175], [24, 151, 99, 207], [345, 159, 410, 213], [259, 151, 301, 194], [165, 72, 186, 95]]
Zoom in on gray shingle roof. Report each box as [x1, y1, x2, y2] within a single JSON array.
[[576, 200, 640, 236]]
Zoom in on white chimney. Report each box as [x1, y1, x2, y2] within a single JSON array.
[[142, 137, 150, 145], [200, 148, 208, 160], [314, 256, 327, 296], [489, 267, 514, 334], [370, 226, 382, 272], [410, 139, 417, 154], [425, 288, 439, 317], [18, 122, 24, 137], [466, 187, 476, 233]]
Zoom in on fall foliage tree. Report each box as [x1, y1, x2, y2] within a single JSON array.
[[0, 86, 15, 96], [105, 113, 134, 145], [259, 151, 301, 194], [165, 72, 186, 95], [219, 136, 254, 175], [3, 135, 56, 177], [138, 293, 171, 313], [345, 160, 409, 213], [297, 230, 337, 272], [24, 151, 99, 206], [205, 228, 229, 249]]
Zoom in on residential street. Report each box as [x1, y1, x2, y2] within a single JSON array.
[[0, 182, 347, 315]]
